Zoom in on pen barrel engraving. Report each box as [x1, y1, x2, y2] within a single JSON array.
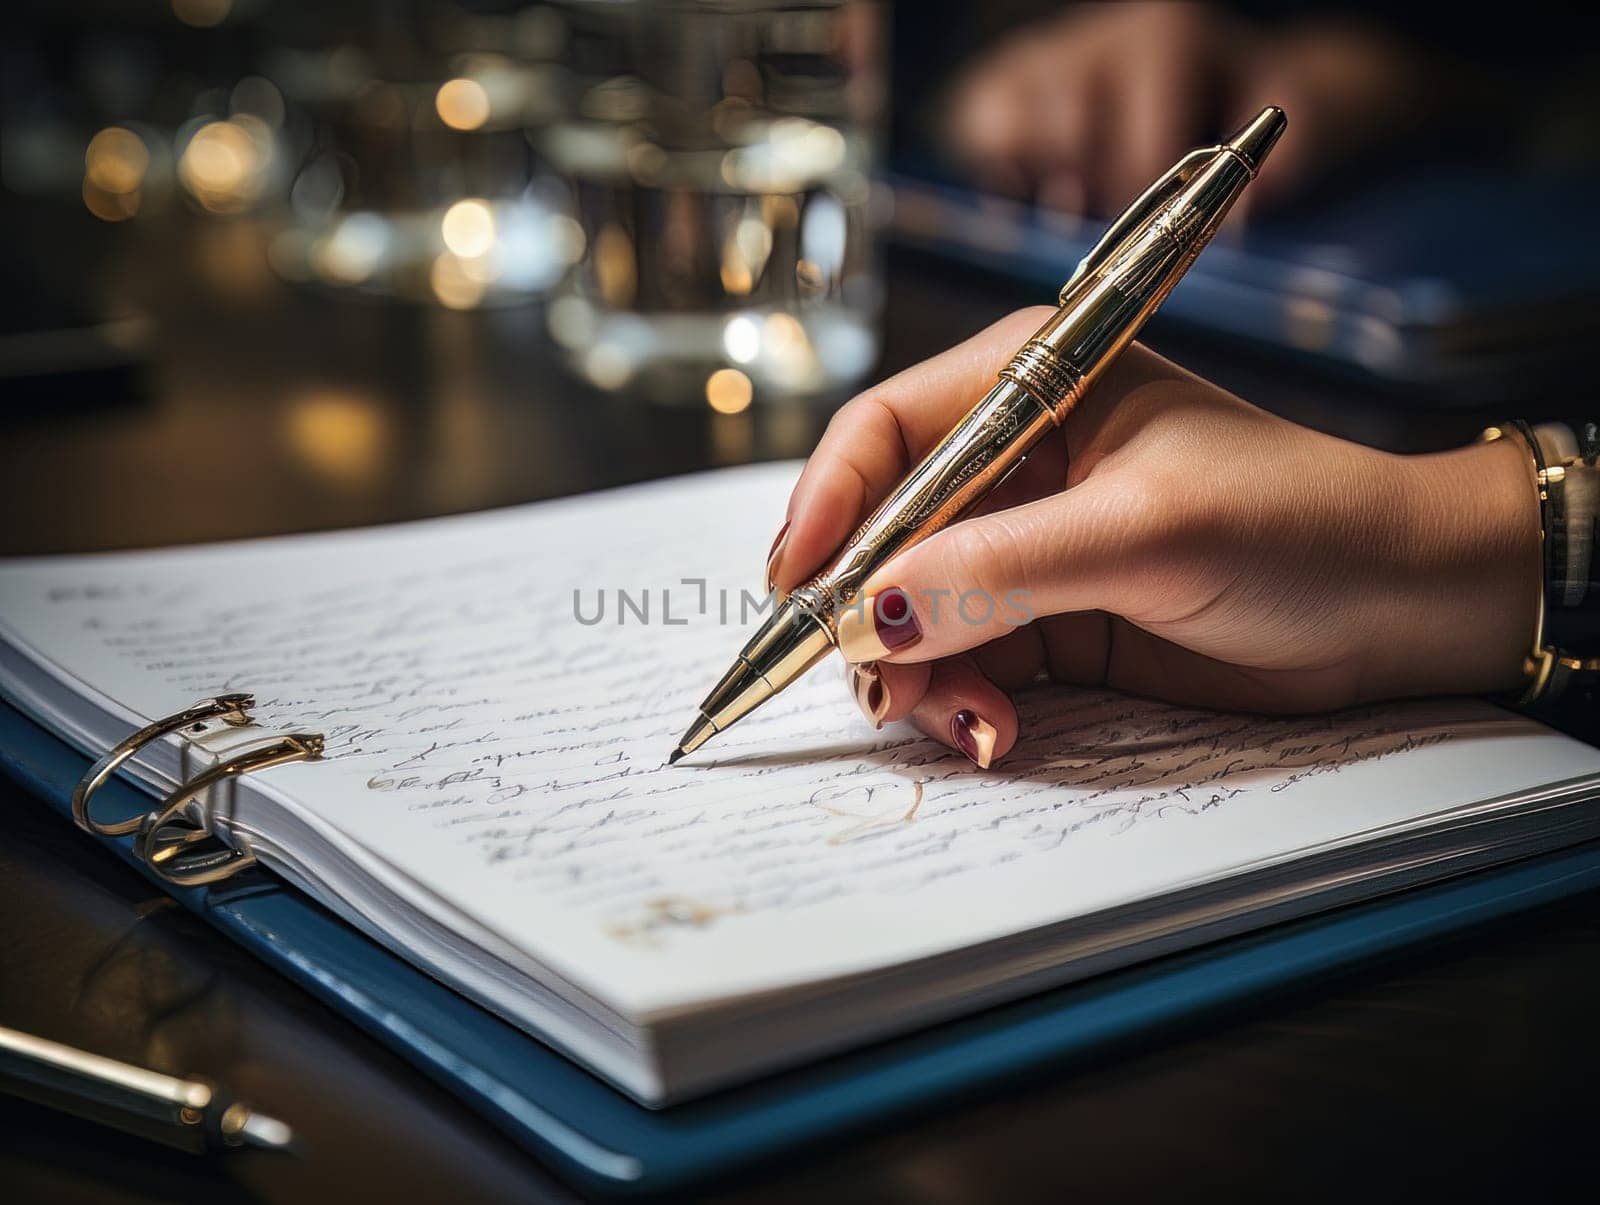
[[801, 380, 1057, 627], [1000, 340, 1085, 424]]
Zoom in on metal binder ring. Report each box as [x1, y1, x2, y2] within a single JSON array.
[[72, 694, 257, 836], [136, 733, 324, 888]]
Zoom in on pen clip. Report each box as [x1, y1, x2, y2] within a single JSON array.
[[1059, 146, 1216, 300]]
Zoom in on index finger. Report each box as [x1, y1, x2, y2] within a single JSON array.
[[770, 306, 1054, 593]]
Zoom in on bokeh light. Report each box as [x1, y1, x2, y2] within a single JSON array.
[[284, 391, 389, 487], [85, 127, 149, 195], [231, 76, 286, 128], [583, 342, 633, 390], [83, 127, 149, 222], [82, 180, 140, 222], [431, 253, 487, 310], [720, 212, 773, 296], [310, 212, 390, 285], [436, 78, 492, 131], [441, 199, 496, 258], [179, 119, 269, 214], [171, 0, 232, 28], [706, 368, 753, 414], [722, 315, 760, 364], [593, 224, 636, 307]]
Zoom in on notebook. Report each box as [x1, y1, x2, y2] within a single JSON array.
[[3, 461, 1599, 1108]]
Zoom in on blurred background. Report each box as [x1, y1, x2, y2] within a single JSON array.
[[2, 0, 1598, 555]]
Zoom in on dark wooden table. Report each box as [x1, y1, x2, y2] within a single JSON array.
[[3, 200, 1598, 1202]]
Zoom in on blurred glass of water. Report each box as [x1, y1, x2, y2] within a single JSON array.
[[543, 0, 886, 406]]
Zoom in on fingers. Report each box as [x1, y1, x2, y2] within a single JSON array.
[[948, 18, 1089, 199], [908, 659, 1018, 770], [818, 343, 1222, 669], [1103, 15, 1211, 213], [833, 474, 1154, 666], [845, 621, 1043, 734], [946, 3, 1235, 217], [1016, 50, 1099, 210], [771, 305, 1190, 595], [845, 655, 1019, 769], [768, 306, 1054, 593], [949, 24, 1104, 213], [947, 55, 1033, 197], [807, 340, 1237, 671], [844, 658, 929, 730]]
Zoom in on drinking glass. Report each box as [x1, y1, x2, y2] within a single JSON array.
[[541, 0, 886, 406]]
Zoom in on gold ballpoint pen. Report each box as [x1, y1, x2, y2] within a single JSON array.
[[670, 105, 1287, 763]]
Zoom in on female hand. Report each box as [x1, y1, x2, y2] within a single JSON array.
[[764, 308, 1539, 767], [946, 2, 1452, 216]]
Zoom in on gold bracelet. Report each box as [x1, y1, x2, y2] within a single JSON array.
[[1480, 422, 1553, 705]]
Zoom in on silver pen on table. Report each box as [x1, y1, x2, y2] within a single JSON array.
[[0, 1023, 293, 1154]]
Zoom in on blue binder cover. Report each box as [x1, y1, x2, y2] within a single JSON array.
[[5, 697, 1600, 1197]]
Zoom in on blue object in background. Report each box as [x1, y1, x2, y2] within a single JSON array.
[[888, 166, 1600, 404]]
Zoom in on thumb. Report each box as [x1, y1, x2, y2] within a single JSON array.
[[833, 476, 1152, 665]]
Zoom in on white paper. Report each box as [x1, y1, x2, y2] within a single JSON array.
[[4, 462, 1597, 1018]]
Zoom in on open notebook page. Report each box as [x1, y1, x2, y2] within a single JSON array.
[[2, 462, 1598, 1021]]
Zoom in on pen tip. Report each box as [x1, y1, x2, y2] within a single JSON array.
[[667, 747, 685, 766], [1226, 105, 1288, 174]]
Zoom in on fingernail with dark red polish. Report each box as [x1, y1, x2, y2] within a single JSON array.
[[951, 708, 998, 769], [764, 520, 791, 594], [851, 662, 891, 729], [836, 587, 922, 662], [874, 588, 921, 652]]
